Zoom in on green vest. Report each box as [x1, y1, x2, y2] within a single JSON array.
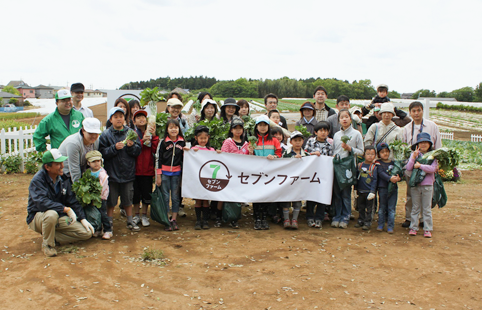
[[33, 108, 85, 152]]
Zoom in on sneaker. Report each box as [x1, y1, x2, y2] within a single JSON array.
[[102, 231, 113, 240], [402, 220, 411, 228], [284, 219, 291, 229], [387, 228, 394, 234], [291, 220, 298, 230], [254, 220, 262, 230], [424, 231, 432, 238], [141, 215, 150, 227], [261, 220, 270, 230], [178, 207, 187, 218], [171, 220, 179, 230], [42, 244, 57, 257], [331, 221, 339, 228], [409, 229, 417, 236], [339, 222, 348, 229], [307, 219, 315, 227], [377, 225, 384, 231], [315, 220, 322, 228], [214, 218, 222, 228], [195, 221, 202, 230], [354, 223, 362, 228], [133, 215, 141, 225], [127, 222, 141, 232], [120, 209, 127, 217], [202, 221, 210, 230], [93, 230, 103, 238], [362, 225, 370, 231], [230, 221, 239, 229]]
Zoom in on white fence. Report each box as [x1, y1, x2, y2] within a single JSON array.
[[440, 132, 454, 140], [471, 134, 482, 142], [0, 126, 40, 171]]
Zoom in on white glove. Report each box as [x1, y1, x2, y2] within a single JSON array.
[[353, 192, 359, 199], [66, 208, 77, 223], [367, 193, 376, 200], [81, 219, 95, 235]]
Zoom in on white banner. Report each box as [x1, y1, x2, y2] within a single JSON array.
[[182, 150, 333, 204]]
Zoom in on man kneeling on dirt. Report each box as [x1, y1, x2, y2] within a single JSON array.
[[26, 149, 94, 257]]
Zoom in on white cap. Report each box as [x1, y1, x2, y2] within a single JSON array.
[[82, 117, 102, 134], [167, 98, 183, 108], [56, 89, 72, 100], [379, 102, 395, 116]]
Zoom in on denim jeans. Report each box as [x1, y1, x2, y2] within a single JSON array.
[[161, 174, 181, 214], [306, 201, 326, 221], [378, 187, 398, 230], [332, 180, 352, 224]]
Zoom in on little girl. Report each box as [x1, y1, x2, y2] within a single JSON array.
[[156, 119, 186, 231], [221, 117, 250, 228], [332, 109, 364, 229], [271, 127, 287, 153], [188, 125, 221, 230], [237, 99, 250, 117], [406, 132, 437, 238], [250, 115, 282, 230]]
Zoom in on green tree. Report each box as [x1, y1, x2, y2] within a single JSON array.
[[474, 82, 482, 102], [437, 91, 450, 98], [8, 98, 19, 105], [411, 89, 437, 99], [2, 85, 20, 96], [449, 86, 474, 102], [209, 78, 257, 97], [388, 90, 401, 98]]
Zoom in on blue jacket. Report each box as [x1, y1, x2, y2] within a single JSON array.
[[99, 126, 142, 183], [27, 169, 85, 224], [356, 162, 378, 194]]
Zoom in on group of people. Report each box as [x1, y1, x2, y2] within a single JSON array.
[[27, 83, 442, 257]]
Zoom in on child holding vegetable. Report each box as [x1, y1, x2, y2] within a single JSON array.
[[406, 132, 437, 238], [332, 109, 364, 229], [132, 110, 159, 228], [187, 125, 222, 229], [85, 150, 113, 240], [376, 142, 401, 233], [353, 145, 378, 230], [295, 102, 318, 135], [304, 121, 333, 228], [281, 131, 309, 229], [250, 115, 282, 230], [99, 107, 142, 232], [156, 119, 186, 231]]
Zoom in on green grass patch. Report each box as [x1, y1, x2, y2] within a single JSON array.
[[0, 120, 30, 131], [0, 112, 40, 120]]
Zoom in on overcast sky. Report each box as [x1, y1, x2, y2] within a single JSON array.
[[1, 0, 481, 95]]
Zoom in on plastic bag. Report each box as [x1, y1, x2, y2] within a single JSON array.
[[150, 186, 171, 227], [84, 205, 102, 232], [222, 202, 241, 223], [432, 173, 447, 208], [333, 152, 357, 190]]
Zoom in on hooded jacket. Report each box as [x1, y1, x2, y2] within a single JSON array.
[[26, 169, 85, 224], [156, 136, 186, 175], [254, 133, 282, 158], [98, 125, 141, 183]]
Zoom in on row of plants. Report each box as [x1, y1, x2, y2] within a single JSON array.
[[0, 112, 39, 120], [0, 151, 43, 174], [436, 102, 482, 113]]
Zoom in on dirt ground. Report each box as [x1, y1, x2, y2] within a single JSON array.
[[0, 171, 481, 310]]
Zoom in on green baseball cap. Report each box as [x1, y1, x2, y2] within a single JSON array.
[[42, 149, 68, 164]]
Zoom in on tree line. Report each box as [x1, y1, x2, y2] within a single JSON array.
[[120, 76, 482, 102]]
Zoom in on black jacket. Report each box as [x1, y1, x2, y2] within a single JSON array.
[[99, 125, 141, 183], [156, 136, 186, 172], [26, 169, 85, 224]]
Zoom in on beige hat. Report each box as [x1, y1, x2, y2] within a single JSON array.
[[379, 102, 395, 116], [86, 150, 102, 162], [167, 98, 183, 108]]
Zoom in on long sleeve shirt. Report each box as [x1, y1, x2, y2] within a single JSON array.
[[333, 126, 364, 158], [406, 153, 438, 186], [356, 162, 378, 194], [402, 119, 442, 150]]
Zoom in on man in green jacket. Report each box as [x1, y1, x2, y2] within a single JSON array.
[[34, 89, 85, 152]]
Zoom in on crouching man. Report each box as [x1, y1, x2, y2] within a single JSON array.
[[27, 149, 94, 257]]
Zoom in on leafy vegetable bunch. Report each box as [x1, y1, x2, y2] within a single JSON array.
[[389, 140, 412, 161], [155, 113, 170, 138], [123, 129, 138, 145], [184, 118, 230, 150], [241, 115, 256, 137], [72, 169, 103, 209], [295, 125, 311, 138], [140, 87, 165, 107]]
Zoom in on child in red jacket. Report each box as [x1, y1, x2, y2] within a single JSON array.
[[132, 110, 159, 228]]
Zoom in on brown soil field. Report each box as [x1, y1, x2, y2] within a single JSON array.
[[0, 171, 481, 309]]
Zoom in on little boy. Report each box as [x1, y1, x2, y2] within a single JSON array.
[[268, 110, 282, 127], [376, 142, 401, 233], [99, 107, 142, 232], [304, 121, 333, 228], [132, 110, 159, 228], [281, 131, 310, 229], [85, 150, 113, 240], [354, 145, 378, 230]]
